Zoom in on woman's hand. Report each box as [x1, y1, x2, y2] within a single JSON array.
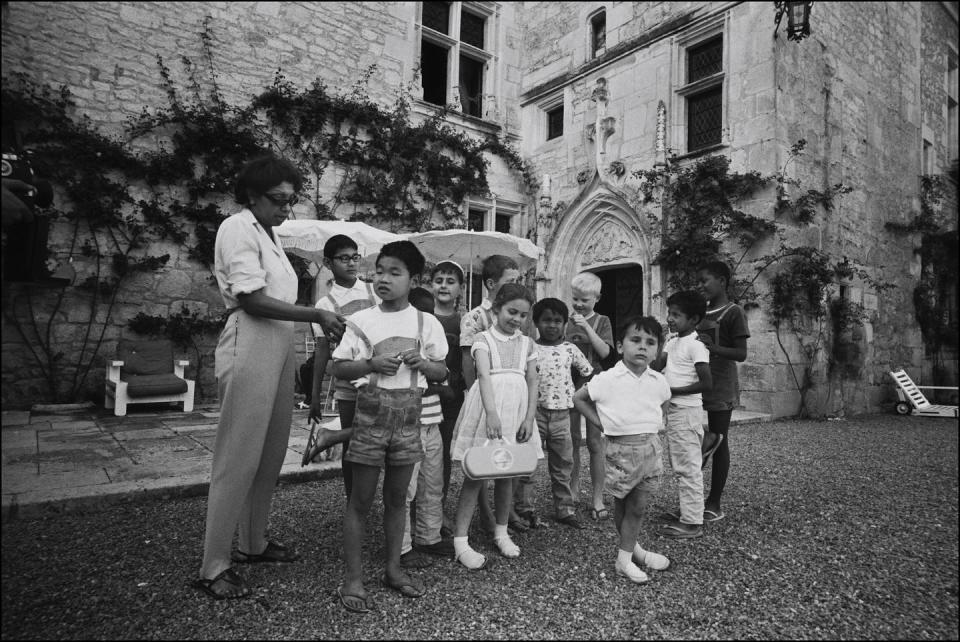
[[485, 413, 503, 440], [516, 418, 534, 443], [316, 309, 346, 342], [370, 353, 402, 376]]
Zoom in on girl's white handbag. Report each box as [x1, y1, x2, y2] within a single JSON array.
[[461, 438, 538, 480]]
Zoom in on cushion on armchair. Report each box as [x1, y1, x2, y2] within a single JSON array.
[[121, 373, 189, 398], [116, 338, 176, 376]]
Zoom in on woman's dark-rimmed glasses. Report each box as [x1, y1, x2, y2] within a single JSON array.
[[262, 192, 299, 207]]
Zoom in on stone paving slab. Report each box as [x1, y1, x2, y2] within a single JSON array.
[[1, 404, 770, 522]]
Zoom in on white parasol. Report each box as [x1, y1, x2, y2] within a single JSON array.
[[275, 219, 405, 268], [405, 229, 543, 305]]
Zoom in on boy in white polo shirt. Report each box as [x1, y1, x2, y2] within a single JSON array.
[[652, 291, 712, 539], [573, 315, 672, 584]]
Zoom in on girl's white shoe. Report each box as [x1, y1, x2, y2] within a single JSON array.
[[494, 535, 520, 558], [456, 547, 488, 570]]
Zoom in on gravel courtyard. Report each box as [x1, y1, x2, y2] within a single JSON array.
[[2, 414, 957, 640]]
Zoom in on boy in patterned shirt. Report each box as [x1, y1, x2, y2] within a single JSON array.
[[515, 298, 593, 529]]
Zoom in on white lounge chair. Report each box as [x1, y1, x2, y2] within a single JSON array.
[[889, 369, 958, 418]]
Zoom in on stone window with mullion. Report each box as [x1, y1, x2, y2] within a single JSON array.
[[676, 32, 726, 154], [418, 2, 494, 120]]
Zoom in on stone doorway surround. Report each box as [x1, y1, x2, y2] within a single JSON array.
[[539, 174, 662, 320]]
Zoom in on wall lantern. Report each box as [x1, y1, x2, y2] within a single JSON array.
[[774, 1, 813, 42]]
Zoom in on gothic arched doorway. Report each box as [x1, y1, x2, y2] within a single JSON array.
[[593, 264, 644, 336]]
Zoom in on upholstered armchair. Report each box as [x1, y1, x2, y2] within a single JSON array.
[[104, 338, 195, 416]]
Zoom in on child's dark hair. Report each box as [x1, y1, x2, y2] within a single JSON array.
[[533, 297, 569, 323], [697, 259, 732, 286], [234, 154, 303, 205], [666, 290, 707, 323], [430, 261, 464, 284], [492, 283, 535, 310], [377, 240, 425, 277], [617, 315, 663, 344], [481, 254, 519, 285], [409, 287, 435, 314], [323, 234, 359, 260]]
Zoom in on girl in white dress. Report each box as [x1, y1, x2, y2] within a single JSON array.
[[450, 283, 543, 569]]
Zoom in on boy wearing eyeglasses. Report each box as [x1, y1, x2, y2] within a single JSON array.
[[304, 234, 379, 499]]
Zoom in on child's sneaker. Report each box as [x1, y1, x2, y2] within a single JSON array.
[[633, 546, 670, 571], [615, 559, 650, 584]]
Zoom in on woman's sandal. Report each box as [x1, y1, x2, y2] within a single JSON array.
[[191, 567, 252, 600], [232, 540, 299, 564]]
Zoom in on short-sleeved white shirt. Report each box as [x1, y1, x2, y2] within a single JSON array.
[[311, 279, 379, 339], [663, 332, 711, 407], [214, 209, 298, 309], [585, 362, 671, 436], [332, 304, 448, 390]]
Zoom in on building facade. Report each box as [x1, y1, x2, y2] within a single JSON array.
[[2, 2, 957, 416]]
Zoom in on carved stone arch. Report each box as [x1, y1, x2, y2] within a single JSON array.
[[541, 173, 663, 318]]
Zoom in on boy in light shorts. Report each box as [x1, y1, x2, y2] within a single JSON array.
[[573, 316, 672, 584]]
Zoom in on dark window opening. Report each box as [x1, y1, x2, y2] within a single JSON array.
[[468, 208, 485, 231], [495, 213, 512, 234], [546, 105, 564, 140], [591, 12, 606, 58], [421, 39, 448, 106], [460, 10, 486, 49], [687, 36, 723, 83], [421, 2, 450, 34], [459, 55, 484, 117], [687, 86, 723, 151]]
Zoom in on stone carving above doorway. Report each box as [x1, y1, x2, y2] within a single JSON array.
[[580, 221, 637, 266]]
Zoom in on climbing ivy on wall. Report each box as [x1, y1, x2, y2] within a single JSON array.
[[885, 169, 959, 382], [631, 140, 890, 418], [0, 17, 536, 404]]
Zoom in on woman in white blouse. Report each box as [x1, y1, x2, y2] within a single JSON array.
[[193, 155, 344, 600]]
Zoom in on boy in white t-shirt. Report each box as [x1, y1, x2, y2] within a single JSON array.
[[332, 241, 447, 610], [573, 316, 672, 585], [652, 291, 713, 539]]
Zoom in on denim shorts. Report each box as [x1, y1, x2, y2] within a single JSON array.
[[344, 385, 424, 468], [604, 433, 662, 499]]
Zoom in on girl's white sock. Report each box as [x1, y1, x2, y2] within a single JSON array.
[[617, 548, 634, 568]]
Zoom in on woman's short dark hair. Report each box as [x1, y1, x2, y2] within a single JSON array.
[[234, 154, 303, 205]]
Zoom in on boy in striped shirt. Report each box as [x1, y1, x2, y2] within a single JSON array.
[[398, 287, 454, 567]]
